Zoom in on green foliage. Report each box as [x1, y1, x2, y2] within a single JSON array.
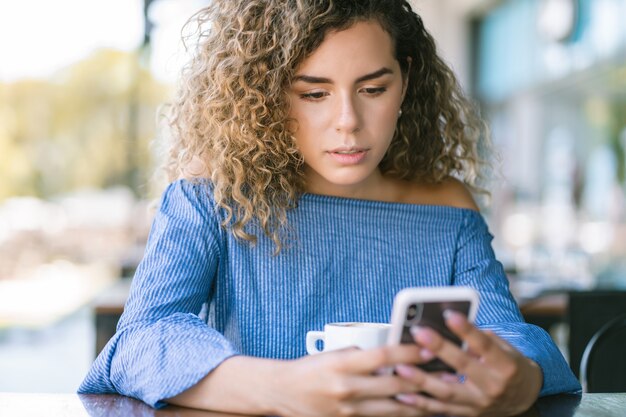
[[0, 48, 171, 200]]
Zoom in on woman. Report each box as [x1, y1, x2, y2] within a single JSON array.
[[79, 1, 580, 416]]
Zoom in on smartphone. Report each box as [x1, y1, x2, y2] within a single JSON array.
[[387, 286, 479, 373]]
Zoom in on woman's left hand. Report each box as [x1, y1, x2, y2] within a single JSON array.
[[395, 310, 543, 417]]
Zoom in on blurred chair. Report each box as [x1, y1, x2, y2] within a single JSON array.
[[579, 313, 626, 393], [567, 290, 626, 382]]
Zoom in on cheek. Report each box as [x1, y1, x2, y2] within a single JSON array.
[[288, 112, 313, 152], [293, 106, 325, 129], [290, 106, 327, 145], [373, 107, 400, 136], [286, 117, 298, 135]]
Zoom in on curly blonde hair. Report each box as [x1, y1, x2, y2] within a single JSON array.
[[165, 0, 490, 252]]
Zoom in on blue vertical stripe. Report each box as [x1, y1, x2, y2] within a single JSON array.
[[79, 179, 580, 407]]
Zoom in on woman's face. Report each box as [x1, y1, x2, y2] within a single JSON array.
[[288, 20, 407, 198]]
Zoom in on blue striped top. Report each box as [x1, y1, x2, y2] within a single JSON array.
[[78, 179, 581, 407]]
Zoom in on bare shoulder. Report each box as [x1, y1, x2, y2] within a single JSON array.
[[398, 177, 479, 211], [435, 177, 480, 211]]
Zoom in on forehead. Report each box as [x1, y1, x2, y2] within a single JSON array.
[[295, 20, 397, 75]]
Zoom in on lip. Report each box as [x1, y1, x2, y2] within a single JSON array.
[[327, 147, 369, 165]]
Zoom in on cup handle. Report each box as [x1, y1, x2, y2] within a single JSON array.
[[306, 331, 325, 354]]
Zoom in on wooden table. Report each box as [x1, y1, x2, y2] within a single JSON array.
[[1, 392, 625, 417]]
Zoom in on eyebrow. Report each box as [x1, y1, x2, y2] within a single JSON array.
[[292, 67, 394, 84]]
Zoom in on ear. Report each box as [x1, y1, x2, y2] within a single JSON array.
[[401, 57, 411, 102]]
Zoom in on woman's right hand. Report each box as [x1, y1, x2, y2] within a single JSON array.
[[270, 345, 450, 417]]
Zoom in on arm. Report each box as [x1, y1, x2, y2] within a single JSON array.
[[452, 210, 580, 396], [81, 180, 450, 416], [424, 178, 569, 393], [387, 209, 578, 416], [168, 344, 448, 417], [167, 356, 281, 414], [79, 180, 238, 407]]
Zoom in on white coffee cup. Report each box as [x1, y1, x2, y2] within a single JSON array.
[[306, 322, 391, 354]]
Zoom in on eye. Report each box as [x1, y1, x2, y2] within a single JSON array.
[[299, 91, 328, 101], [360, 86, 387, 96]]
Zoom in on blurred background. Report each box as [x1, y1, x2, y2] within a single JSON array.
[[1, 0, 625, 393]]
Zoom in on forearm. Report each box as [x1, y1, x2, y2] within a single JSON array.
[[166, 355, 286, 414], [482, 322, 581, 395]]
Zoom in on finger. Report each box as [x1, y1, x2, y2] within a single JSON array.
[[349, 398, 429, 417], [411, 325, 495, 388], [412, 324, 529, 406], [395, 365, 489, 408], [443, 310, 510, 365], [445, 311, 521, 369], [334, 345, 431, 374], [396, 393, 478, 417], [394, 364, 458, 400], [340, 374, 426, 399]]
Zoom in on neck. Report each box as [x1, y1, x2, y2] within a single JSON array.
[[304, 169, 397, 201]]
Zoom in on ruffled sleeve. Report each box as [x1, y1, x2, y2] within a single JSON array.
[[78, 179, 238, 407], [453, 211, 581, 396]]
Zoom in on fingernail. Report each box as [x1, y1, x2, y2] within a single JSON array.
[[441, 373, 460, 383], [395, 364, 417, 378], [395, 393, 418, 405], [420, 348, 434, 361], [443, 309, 463, 324], [410, 325, 432, 345]]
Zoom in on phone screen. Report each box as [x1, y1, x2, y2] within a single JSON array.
[[399, 300, 471, 373]]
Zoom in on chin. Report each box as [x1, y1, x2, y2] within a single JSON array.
[[324, 173, 372, 188]]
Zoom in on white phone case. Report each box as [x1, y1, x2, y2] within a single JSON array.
[[387, 286, 479, 372]]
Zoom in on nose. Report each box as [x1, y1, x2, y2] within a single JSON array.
[[334, 93, 360, 134]]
